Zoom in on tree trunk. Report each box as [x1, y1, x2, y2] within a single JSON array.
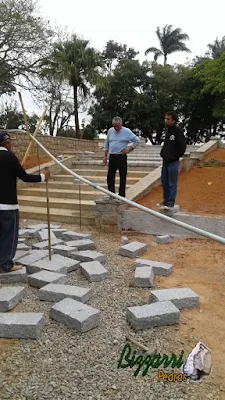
[[73, 85, 80, 138], [164, 54, 167, 66]]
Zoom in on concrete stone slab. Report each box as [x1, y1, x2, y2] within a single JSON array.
[[149, 288, 199, 309], [18, 250, 49, 266], [156, 235, 172, 244], [134, 267, 154, 288], [28, 270, 68, 288], [49, 298, 100, 332], [127, 301, 180, 330], [39, 284, 92, 303], [13, 250, 30, 263], [18, 238, 26, 242], [27, 224, 48, 230], [0, 312, 45, 339], [70, 250, 106, 264], [27, 254, 80, 275], [32, 239, 63, 250], [80, 261, 109, 282], [50, 224, 61, 229], [62, 231, 92, 241], [51, 229, 67, 239], [52, 245, 77, 258], [0, 268, 27, 284], [0, 287, 25, 312], [118, 242, 147, 258], [19, 229, 39, 238], [65, 239, 96, 251], [121, 236, 129, 245], [132, 259, 173, 276], [37, 229, 57, 241], [17, 243, 30, 251]]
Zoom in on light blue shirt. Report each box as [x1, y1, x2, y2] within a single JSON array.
[[104, 127, 140, 154]]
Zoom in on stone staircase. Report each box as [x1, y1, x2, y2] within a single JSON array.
[[18, 144, 200, 225]]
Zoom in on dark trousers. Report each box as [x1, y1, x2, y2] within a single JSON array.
[[161, 160, 179, 207], [0, 210, 19, 271], [107, 154, 127, 197]]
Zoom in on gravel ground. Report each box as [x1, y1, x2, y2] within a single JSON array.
[[0, 221, 223, 400]]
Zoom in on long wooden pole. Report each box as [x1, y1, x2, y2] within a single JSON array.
[[18, 92, 47, 166], [45, 167, 52, 261]]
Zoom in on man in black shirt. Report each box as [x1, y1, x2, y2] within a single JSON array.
[[0, 131, 50, 273], [159, 111, 186, 210]]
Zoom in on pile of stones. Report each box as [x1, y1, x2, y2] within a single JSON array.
[[0, 224, 108, 339]]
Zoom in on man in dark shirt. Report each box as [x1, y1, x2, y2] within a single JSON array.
[[0, 131, 50, 273], [159, 111, 186, 210]]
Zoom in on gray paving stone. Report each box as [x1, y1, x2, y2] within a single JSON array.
[[156, 235, 172, 244], [0, 312, 45, 339], [149, 288, 199, 309], [18, 250, 49, 266], [39, 284, 92, 303], [121, 236, 129, 245], [49, 298, 100, 332], [134, 267, 154, 288], [13, 250, 30, 263], [27, 224, 48, 230], [65, 239, 96, 251], [62, 231, 92, 241], [52, 245, 77, 258], [19, 228, 39, 238], [27, 254, 80, 275], [118, 242, 147, 258], [50, 224, 61, 229], [70, 250, 106, 264], [0, 287, 25, 312], [132, 259, 173, 276], [80, 261, 109, 282], [127, 301, 180, 330], [32, 239, 63, 250], [28, 270, 68, 288], [51, 229, 67, 239], [0, 268, 27, 284], [18, 238, 26, 243], [17, 243, 30, 251], [37, 229, 57, 241]]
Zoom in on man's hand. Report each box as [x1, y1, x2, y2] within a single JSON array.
[[121, 147, 131, 155], [44, 169, 50, 181], [103, 156, 107, 165]]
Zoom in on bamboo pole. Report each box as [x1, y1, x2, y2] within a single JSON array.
[[18, 92, 47, 166], [45, 167, 52, 261]]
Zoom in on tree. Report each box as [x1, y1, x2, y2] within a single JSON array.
[[42, 35, 105, 138], [0, 99, 41, 131], [0, 0, 53, 94], [207, 37, 225, 59], [102, 40, 138, 73], [145, 25, 191, 65]]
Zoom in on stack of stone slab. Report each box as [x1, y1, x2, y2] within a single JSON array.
[[126, 257, 199, 330], [0, 225, 109, 339]]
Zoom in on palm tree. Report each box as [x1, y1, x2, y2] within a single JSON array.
[[42, 35, 104, 137], [145, 25, 191, 65], [207, 37, 225, 59]]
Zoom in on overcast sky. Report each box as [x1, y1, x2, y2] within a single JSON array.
[[21, 0, 225, 118]]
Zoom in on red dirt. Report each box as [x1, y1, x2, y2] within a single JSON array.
[[20, 155, 52, 170], [138, 148, 225, 216]]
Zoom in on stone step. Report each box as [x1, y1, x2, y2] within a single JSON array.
[[51, 174, 140, 185], [33, 181, 132, 191], [18, 196, 95, 211], [18, 188, 102, 200], [69, 169, 148, 178], [19, 205, 95, 225], [71, 163, 157, 171]]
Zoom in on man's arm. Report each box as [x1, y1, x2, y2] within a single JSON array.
[[11, 153, 49, 182], [176, 127, 187, 157], [121, 130, 140, 154], [103, 130, 110, 164]]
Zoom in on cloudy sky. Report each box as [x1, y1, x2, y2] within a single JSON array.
[[22, 0, 225, 117]]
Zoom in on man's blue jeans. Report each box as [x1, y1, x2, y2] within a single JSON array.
[[161, 160, 179, 207], [0, 210, 19, 271]]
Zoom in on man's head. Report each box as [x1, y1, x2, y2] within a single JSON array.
[[165, 111, 177, 127], [112, 116, 122, 132], [0, 130, 11, 150]]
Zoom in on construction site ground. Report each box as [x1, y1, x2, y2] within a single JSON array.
[[138, 148, 225, 216]]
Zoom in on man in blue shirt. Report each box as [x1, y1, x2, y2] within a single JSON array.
[[103, 117, 140, 197]]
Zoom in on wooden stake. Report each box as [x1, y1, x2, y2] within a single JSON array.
[[45, 167, 51, 261], [126, 336, 157, 356], [18, 92, 47, 166]]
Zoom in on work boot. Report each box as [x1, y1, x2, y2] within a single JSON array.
[[0, 265, 22, 274]]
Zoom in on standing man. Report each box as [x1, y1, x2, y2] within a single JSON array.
[[159, 111, 186, 210], [103, 117, 140, 197], [0, 131, 50, 274]]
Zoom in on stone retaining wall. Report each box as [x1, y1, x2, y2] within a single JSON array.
[[8, 130, 100, 160]]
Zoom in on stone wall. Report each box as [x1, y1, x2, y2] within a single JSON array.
[[8, 130, 101, 160]]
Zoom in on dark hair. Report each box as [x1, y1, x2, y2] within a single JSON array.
[[166, 111, 178, 122]]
